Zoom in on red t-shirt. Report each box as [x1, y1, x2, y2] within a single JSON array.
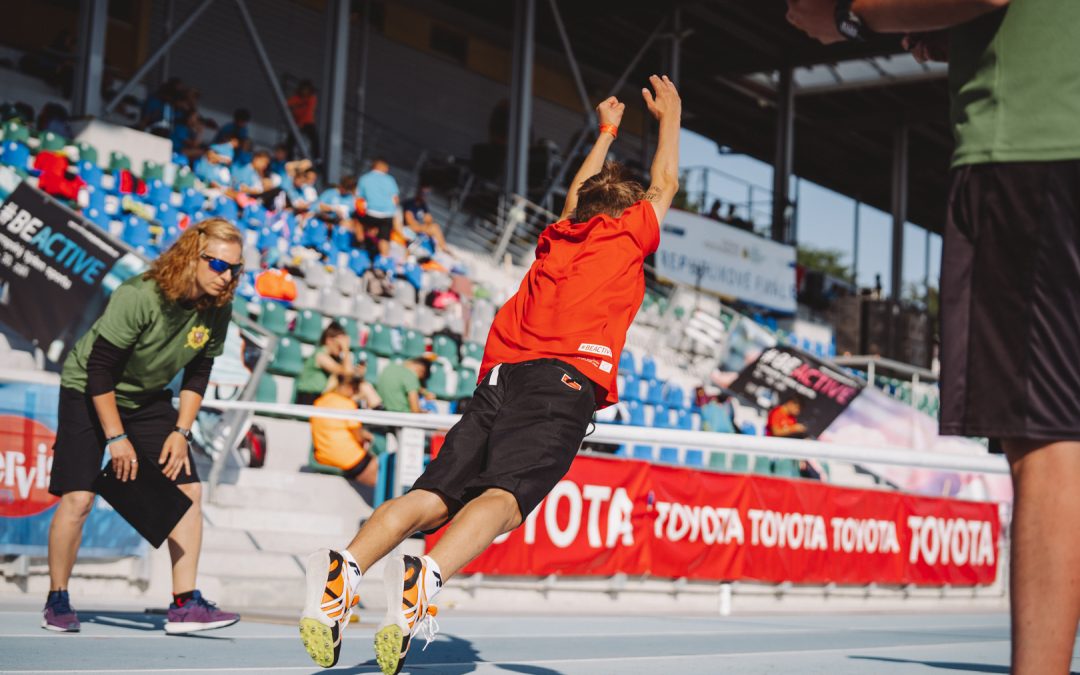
[[480, 201, 660, 408], [766, 406, 797, 437]]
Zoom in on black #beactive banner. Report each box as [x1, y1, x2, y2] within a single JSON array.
[[729, 345, 865, 439], [0, 183, 123, 352]]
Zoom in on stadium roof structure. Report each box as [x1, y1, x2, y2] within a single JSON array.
[[442, 0, 952, 298]]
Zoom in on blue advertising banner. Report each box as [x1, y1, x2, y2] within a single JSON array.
[[0, 378, 145, 557]]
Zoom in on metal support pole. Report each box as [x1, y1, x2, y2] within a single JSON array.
[[538, 20, 666, 209], [234, 0, 311, 159], [104, 0, 219, 116], [771, 66, 795, 244], [506, 0, 536, 200], [320, 0, 350, 184], [161, 0, 176, 83], [890, 124, 909, 301], [354, 0, 371, 166], [670, 7, 682, 85], [547, 0, 594, 126], [72, 0, 109, 118], [923, 228, 931, 297], [852, 199, 861, 284]]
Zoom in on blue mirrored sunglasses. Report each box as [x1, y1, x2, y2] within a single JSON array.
[[200, 254, 242, 276]]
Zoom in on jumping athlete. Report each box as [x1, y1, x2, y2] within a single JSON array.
[[298, 75, 681, 673]]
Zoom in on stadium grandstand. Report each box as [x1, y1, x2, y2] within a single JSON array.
[[0, 1, 1067, 674]]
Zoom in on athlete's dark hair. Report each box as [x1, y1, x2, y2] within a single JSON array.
[[572, 161, 645, 222]]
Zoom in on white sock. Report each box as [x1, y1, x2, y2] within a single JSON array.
[[340, 549, 362, 596], [421, 555, 443, 601]]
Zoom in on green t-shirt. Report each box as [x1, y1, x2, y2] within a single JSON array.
[[950, 1, 1080, 166], [375, 363, 420, 413], [295, 346, 332, 395], [61, 274, 231, 408]]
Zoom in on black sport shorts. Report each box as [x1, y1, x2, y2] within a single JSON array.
[[49, 388, 200, 496], [940, 160, 1080, 441], [361, 214, 394, 241], [411, 358, 596, 523]]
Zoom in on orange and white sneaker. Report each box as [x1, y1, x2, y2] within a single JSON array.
[[374, 554, 443, 675], [299, 549, 362, 668]]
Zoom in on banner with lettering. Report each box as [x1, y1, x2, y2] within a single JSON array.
[[0, 183, 124, 354], [728, 345, 864, 438], [426, 455, 1001, 587], [0, 379, 145, 557]]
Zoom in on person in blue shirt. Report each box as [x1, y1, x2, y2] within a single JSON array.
[[214, 108, 251, 144], [171, 109, 203, 160], [284, 164, 318, 213], [700, 392, 737, 434], [193, 141, 234, 190], [317, 174, 358, 224], [232, 150, 277, 195], [357, 158, 400, 258]]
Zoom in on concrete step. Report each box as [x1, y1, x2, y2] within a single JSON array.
[[210, 481, 371, 515], [201, 504, 355, 537], [200, 527, 352, 555]]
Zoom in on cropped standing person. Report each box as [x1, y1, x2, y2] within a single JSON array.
[[44, 219, 243, 635]]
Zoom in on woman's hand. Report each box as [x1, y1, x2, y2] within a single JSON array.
[[596, 96, 626, 128], [642, 75, 681, 122], [158, 432, 192, 481], [109, 437, 139, 482]]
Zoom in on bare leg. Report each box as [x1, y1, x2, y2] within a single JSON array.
[[352, 456, 379, 488], [426, 223, 447, 252], [345, 489, 448, 573], [168, 482, 204, 594], [427, 488, 521, 579], [47, 491, 95, 590], [1003, 440, 1080, 675]]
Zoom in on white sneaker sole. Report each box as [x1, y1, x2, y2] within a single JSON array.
[[375, 555, 409, 675], [164, 618, 239, 635], [40, 619, 79, 633]]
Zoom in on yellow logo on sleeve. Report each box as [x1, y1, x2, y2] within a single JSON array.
[[186, 325, 211, 350]]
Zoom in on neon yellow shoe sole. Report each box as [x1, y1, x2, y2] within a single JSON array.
[[299, 617, 337, 668], [374, 624, 404, 675]]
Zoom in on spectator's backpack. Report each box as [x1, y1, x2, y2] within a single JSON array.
[[364, 268, 394, 298]]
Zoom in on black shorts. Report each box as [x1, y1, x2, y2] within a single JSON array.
[[940, 160, 1080, 441], [49, 388, 200, 496], [411, 358, 596, 523], [361, 214, 394, 241]]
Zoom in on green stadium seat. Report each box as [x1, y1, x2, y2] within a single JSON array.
[[108, 151, 131, 173], [432, 334, 459, 366], [3, 121, 29, 144], [269, 336, 303, 377], [142, 160, 164, 181], [367, 323, 395, 358], [173, 166, 196, 191], [232, 295, 251, 319], [359, 350, 380, 379], [258, 301, 289, 336], [730, 453, 749, 473], [426, 362, 453, 400], [773, 458, 800, 478], [39, 131, 67, 152], [708, 451, 727, 470], [76, 141, 98, 165], [461, 341, 484, 364], [293, 309, 324, 343], [399, 329, 426, 359], [456, 367, 477, 399], [334, 316, 360, 345], [752, 455, 773, 475], [255, 373, 277, 403]]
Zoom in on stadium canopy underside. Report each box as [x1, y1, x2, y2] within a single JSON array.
[[444, 0, 952, 246]]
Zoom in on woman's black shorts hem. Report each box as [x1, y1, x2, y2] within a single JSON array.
[[49, 387, 200, 496]]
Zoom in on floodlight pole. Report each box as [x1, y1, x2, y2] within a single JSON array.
[[72, 0, 109, 118], [771, 66, 795, 244], [890, 123, 909, 301], [506, 0, 536, 201], [321, 0, 351, 184], [852, 199, 861, 285], [354, 0, 372, 168]]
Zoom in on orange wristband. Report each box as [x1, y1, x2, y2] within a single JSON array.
[[599, 123, 618, 139]]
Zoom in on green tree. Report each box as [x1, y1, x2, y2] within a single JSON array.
[[796, 245, 853, 282]]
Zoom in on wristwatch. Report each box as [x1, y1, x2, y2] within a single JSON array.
[[834, 0, 877, 42], [173, 426, 192, 440]]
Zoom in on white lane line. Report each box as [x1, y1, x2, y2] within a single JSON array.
[[1, 638, 1011, 673]]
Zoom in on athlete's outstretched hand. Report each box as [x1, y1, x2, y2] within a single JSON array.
[[642, 75, 681, 122], [596, 96, 625, 128]]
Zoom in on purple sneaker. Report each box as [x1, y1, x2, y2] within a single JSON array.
[[164, 590, 240, 635], [42, 590, 80, 632]]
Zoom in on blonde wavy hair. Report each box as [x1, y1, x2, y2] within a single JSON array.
[[145, 218, 243, 310]]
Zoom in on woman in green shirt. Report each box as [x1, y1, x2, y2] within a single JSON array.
[[294, 323, 355, 406], [44, 218, 242, 635]]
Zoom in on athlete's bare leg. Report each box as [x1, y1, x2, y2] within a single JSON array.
[[425, 488, 521, 579], [345, 490, 449, 573]]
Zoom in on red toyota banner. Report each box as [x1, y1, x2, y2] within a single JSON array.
[[426, 455, 1001, 586]]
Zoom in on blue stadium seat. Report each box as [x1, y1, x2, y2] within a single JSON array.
[[739, 422, 758, 436], [1, 141, 29, 170], [628, 401, 646, 426], [147, 179, 171, 208], [684, 449, 705, 467], [664, 384, 686, 409], [631, 445, 654, 461], [242, 203, 267, 230], [645, 379, 665, 406], [121, 216, 152, 248], [78, 160, 103, 188], [619, 349, 637, 376], [301, 221, 329, 248], [652, 405, 673, 429], [640, 355, 657, 380], [676, 409, 693, 430], [349, 249, 372, 276], [83, 208, 109, 231], [180, 188, 204, 214], [658, 447, 679, 464], [332, 226, 353, 253], [85, 185, 106, 213], [213, 195, 239, 222], [257, 227, 279, 252], [621, 376, 641, 402], [402, 261, 423, 289]]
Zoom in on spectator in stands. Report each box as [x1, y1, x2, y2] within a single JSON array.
[[766, 395, 807, 438], [193, 141, 234, 190], [37, 103, 72, 139], [284, 162, 318, 213], [139, 77, 182, 131], [214, 108, 251, 144], [43, 219, 243, 634], [294, 323, 356, 406], [402, 185, 448, 254], [287, 80, 319, 159], [269, 143, 290, 179], [296, 77, 683, 673], [232, 150, 284, 208], [318, 174, 358, 224], [707, 199, 723, 221], [171, 109, 204, 160], [701, 393, 737, 434], [357, 158, 400, 259], [374, 357, 431, 414], [311, 375, 379, 487]]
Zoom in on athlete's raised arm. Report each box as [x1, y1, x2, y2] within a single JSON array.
[[558, 96, 625, 221], [641, 75, 682, 224]]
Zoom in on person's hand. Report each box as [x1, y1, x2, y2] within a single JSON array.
[[642, 75, 682, 121], [109, 438, 139, 482], [786, 0, 844, 44], [903, 31, 949, 63], [595, 96, 625, 128], [158, 432, 192, 481], [792, 423, 808, 434]]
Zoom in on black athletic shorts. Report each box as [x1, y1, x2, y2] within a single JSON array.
[[940, 160, 1080, 441], [411, 358, 597, 523], [49, 387, 200, 496], [361, 214, 394, 241]]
